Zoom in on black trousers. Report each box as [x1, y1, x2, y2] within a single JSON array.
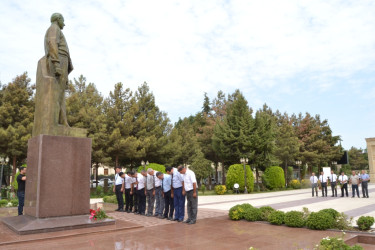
[[163, 190, 174, 218], [125, 188, 133, 211], [331, 182, 337, 197], [341, 183, 348, 197], [362, 181, 369, 197], [17, 191, 25, 215], [137, 188, 146, 214], [115, 185, 124, 210], [321, 182, 327, 197], [133, 190, 139, 212]]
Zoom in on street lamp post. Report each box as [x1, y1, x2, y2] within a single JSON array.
[[295, 160, 302, 181], [240, 158, 249, 194], [0, 157, 9, 200], [141, 160, 149, 171]]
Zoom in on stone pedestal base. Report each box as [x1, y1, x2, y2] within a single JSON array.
[[24, 135, 92, 218], [2, 215, 115, 235], [366, 138, 375, 181]]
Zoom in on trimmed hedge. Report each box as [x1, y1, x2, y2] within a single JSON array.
[[357, 216, 375, 231], [263, 166, 285, 190], [229, 205, 243, 221], [226, 164, 254, 193], [284, 211, 305, 228], [243, 207, 261, 222], [259, 206, 275, 221], [268, 211, 285, 225], [137, 163, 166, 174], [306, 211, 335, 230], [215, 185, 227, 195]]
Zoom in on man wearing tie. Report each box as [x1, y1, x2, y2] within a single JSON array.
[[338, 172, 349, 197], [113, 167, 124, 212], [136, 170, 147, 215], [156, 170, 174, 220], [330, 170, 338, 197], [319, 171, 328, 197], [154, 171, 164, 218], [310, 173, 318, 197], [131, 172, 139, 213], [167, 166, 185, 222]]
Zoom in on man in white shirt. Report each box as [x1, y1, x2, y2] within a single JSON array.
[[124, 171, 134, 213], [178, 166, 198, 225], [338, 172, 349, 197], [131, 172, 139, 213], [166, 166, 185, 222], [154, 171, 164, 218], [113, 167, 124, 212], [310, 173, 318, 197], [146, 168, 156, 216], [319, 171, 328, 197], [329, 170, 338, 197], [135, 170, 147, 215], [349, 170, 360, 198]]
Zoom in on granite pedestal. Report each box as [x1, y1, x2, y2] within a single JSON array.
[[2, 135, 115, 234]]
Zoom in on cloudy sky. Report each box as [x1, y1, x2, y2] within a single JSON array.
[[1, 0, 374, 150]]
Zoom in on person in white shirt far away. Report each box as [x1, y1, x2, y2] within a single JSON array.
[[310, 173, 318, 197]]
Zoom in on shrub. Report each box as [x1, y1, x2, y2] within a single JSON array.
[[268, 211, 285, 225], [301, 179, 310, 188], [259, 206, 275, 221], [96, 185, 103, 196], [306, 211, 335, 230], [243, 207, 261, 222], [284, 211, 305, 228], [263, 166, 285, 190], [315, 233, 363, 250], [10, 199, 18, 207], [215, 185, 227, 195], [289, 179, 301, 189], [0, 200, 8, 207], [229, 205, 244, 221], [226, 164, 254, 193], [319, 208, 340, 220], [357, 216, 375, 231], [200, 184, 206, 194], [103, 195, 117, 204], [335, 212, 353, 230], [137, 163, 166, 173]]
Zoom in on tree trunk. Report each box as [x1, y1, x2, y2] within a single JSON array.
[[222, 167, 225, 185], [255, 167, 259, 192], [215, 165, 218, 184], [10, 156, 17, 192], [208, 174, 212, 190], [95, 163, 99, 187], [284, 162, 288, 187], [115, 156, 119, 168]]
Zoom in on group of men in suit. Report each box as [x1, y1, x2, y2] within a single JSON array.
[[310, 170, 370, 198], [113, 165, 198, 225]]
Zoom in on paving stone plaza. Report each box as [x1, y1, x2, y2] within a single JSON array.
[[1, 185, 375, 249]]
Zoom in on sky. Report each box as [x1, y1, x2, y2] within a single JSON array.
[[0, 0, 374, 150]]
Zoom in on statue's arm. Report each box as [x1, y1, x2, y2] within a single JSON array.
[[46, 25, 62, 76]]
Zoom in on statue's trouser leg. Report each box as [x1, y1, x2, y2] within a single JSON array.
[[58, 55, 69, 126]]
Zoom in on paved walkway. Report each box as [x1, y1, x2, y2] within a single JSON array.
[[1, 185, 375, 249]]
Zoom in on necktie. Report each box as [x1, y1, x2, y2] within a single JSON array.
[[331, 174, 333, 182]]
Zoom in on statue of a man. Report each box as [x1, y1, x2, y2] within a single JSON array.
[[44, 13, 73, 126]]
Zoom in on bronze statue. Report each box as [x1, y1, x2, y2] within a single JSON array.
[[33, 13, 86, 138]]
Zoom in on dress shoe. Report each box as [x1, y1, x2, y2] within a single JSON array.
[[173, 218, 179, 221], [115, 208, 120, 211], [178, 219, 183, 222], [188, 220, 196, 225], [154, 214, 159, 217], [183, 220, 191, 223], [168, 217, 173, 220], [118, 209, 124, 212]]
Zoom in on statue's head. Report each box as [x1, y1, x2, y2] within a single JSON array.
[[51, 13, 65, 29]]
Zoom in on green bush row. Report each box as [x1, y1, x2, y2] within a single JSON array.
[[228, 204, 374, 231], [0, 199, 18, 207]]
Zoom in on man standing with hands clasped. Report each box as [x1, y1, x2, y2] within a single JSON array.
[[113, 167, 124, 212], [319, 171, 328, 197], [310, 173, 318, 197], [360, 170, 370, 198], [178, 166, 198, 225], [330, 170, 338, 197]]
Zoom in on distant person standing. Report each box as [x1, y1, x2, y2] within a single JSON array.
[[329, 170, 338, 197], [136, 170, 147, 215], [17, 167, 27, 215], [318, 171, 328, 197], [146, 168, 156, 216], [360, 170, 370, 198], [113, 167, 124, 212], [131, 172, 139, 213], [154, 171, 164, 218], [157, 169, 174, 220], [178, 166, 198, 225], [338, 172, 349, 197], [350, 171, 360, 198], [124, 171, 134, 213], [167, 166, 185, 222], [310, 173, 318, 197]]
